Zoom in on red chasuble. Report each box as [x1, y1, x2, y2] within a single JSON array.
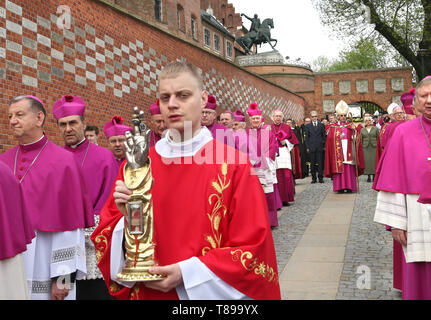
[[324, 123, 365, 178], [91, 139, 281, 300], [270, 123, 302, 179], [375, 122, 390, 166], [381, 121, 406, 150]]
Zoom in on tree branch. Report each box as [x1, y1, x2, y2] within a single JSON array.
[[361, 0, 421, 72]]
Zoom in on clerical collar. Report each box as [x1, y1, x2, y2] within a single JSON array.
[[20, 134, 47, 152], [70, 138, 87, 149], [423, 115, 431, 125], [155, 126, 213, 158], [21, 134, 44, 146]]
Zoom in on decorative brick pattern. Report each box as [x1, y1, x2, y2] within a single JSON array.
[[0, 0, 304, 152]]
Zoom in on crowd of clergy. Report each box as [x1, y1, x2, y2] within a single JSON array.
[[0, 61, 431, 300]]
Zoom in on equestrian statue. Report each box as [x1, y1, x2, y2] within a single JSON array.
[[236, 13, 278, 55]]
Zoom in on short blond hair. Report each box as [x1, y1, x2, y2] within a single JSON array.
[[159, 61, 203, 90]]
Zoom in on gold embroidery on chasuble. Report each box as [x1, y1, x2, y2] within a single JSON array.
[[334, 129, 343, 170], [94, 226, 112, 263], [130, 285, 140, 300], [109, 281, 121, 293], [230, 249, 278, 283], [202, 163, 231, 256]]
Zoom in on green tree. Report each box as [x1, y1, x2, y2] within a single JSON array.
[[313, 37, 388, 72], [312, 55, 334, 72], [311, 0, 431, 80]]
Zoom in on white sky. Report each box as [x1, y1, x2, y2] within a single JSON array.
[[228, 0, 346, 65]]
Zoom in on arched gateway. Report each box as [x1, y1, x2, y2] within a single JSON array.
[[353, 101, 385, 116]]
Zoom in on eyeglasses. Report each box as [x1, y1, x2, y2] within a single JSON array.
[[202, 111, 215, 115]]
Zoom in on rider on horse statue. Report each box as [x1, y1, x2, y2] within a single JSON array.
[[242, 13, 261, 34], [237, 13, 278, 55]]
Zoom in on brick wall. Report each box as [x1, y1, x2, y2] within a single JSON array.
[[248, 63, 413, 118], [0, 0, 305, 153], [106, 0, 203, 48], [246, 65, 315, 96], [200, 0, 242, 34], [314, 67, 413, 116]]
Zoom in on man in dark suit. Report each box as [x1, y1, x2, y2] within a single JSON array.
[[304, 111, 326, 183], [300, 118, 311, 177]]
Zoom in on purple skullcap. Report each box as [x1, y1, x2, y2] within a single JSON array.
[[247, 102, 262, 116], [149, 100, 161, 115], [233, 110, 245, 122], [205, 95, 217, 110], [52, 95, 86, 120], [104, 115, 132, 138], [26, 95, 45, 110], [401, 88, 415, 115]]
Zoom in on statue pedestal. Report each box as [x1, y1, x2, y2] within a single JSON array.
[[235, 50, 284, 67]]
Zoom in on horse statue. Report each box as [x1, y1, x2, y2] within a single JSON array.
[[236, 18, 278, 55]]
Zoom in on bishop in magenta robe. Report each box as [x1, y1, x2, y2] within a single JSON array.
[[0, 160, 35, 299], [53, 95, 119, 299], [1, 95, 94, 300], [373, 77, 431, 300]]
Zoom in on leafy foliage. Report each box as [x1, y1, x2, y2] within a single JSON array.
[[311, 0, 431, 79], [312, 37, 388, 72]]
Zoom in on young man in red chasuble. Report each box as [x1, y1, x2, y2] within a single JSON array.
[[91, 61, 281, 300]]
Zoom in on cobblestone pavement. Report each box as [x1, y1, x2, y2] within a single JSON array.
[[272, 178, 330, 275], [272, 175, 402, 300], [336, 175, 401, 300]]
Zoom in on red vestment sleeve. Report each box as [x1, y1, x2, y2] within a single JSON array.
[[324, 126, 339, 177], [375, 134, 382, 168], [355, 130, 365, 176], [292, 145, 302, 179]]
